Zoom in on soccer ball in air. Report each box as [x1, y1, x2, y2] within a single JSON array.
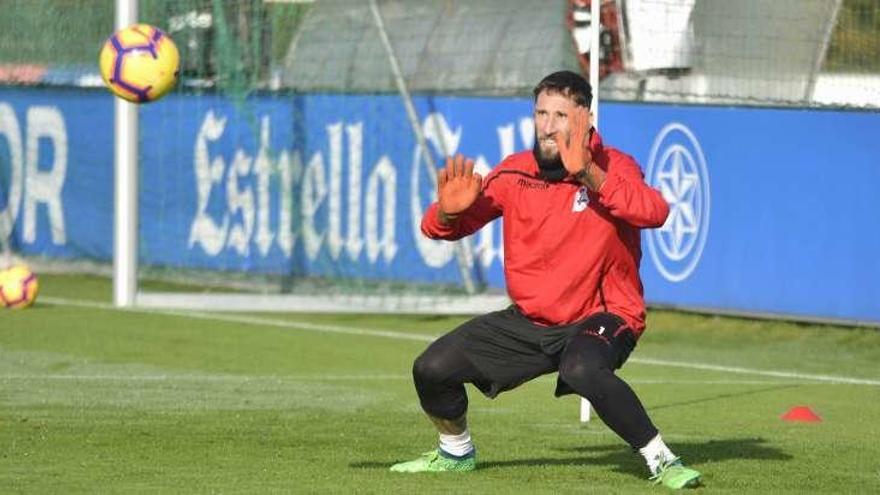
[[0, 265, 39, 309], [99, 24, 180, 103]]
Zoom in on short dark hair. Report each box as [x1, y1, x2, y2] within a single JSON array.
[[532, 70, 593, 108]]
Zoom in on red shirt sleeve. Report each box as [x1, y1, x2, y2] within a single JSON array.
[[594, 152, 669, 228]]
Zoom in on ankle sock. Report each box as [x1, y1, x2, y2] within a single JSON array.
[[639, 434, 677, 475], [438, 429, 474, 458]]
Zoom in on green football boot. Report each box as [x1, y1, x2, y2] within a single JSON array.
[[389, 449, 476, 473], [650, 458, 701, 489]]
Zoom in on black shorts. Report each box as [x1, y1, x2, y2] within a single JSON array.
[[440, 306, 637, 398]]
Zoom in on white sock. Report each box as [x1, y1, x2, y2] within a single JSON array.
[[438, 429, 474, 458], [639, 434, 677, 475]]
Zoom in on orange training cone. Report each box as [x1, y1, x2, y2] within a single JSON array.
[[781, 406, 822, 422]]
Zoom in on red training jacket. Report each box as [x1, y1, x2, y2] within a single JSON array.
[[421, 131, 669, 335]]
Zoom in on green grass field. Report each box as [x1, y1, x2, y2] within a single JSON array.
[[2, 274, 879, 493]]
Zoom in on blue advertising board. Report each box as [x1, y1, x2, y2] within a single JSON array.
[[602, 103, 880, 324], [0, 87, 878, 324]]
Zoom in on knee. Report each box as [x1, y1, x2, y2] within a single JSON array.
[[412, 347, 468, 420], [558, 356, 610, 400], [559, 357, 604, 386], [412, 349, 449, 386]]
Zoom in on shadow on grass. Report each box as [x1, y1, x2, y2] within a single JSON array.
[[351, 437, 790, 479], [551, 437, 792, 479]]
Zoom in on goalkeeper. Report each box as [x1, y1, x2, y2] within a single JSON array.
[[390, 70, 701, 489]]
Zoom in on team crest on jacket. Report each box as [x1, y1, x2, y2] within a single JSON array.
[[572, 187, 589, 212]]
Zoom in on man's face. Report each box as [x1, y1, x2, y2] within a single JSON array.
[[534, 90, 577, 162]]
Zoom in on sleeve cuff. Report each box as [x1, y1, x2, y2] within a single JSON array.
[[421, 202, 457, 237], [595, 172, 621, 204]]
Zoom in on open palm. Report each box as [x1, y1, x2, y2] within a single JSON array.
[[438, 154, 482, 215], [555, 106, 592, 176]]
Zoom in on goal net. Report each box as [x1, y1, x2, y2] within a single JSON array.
[[125, 0, 590, 313], [574, 0, 878, 108]]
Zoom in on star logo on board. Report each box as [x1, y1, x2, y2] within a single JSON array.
[[645, 123, 711, 282], [657, 146, 699, 258]]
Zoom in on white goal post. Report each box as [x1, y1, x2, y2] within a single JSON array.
[[580, 0, 601, 424], [113, 0, 138, 307]]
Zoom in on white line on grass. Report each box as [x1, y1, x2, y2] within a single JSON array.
[[42, 296, 434, 342], [631, 357, 880, 386], [41, 296, 880, 387]]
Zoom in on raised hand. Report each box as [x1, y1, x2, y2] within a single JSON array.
[[437, 154, 482, 219], [555, 106, 605, 190], [554, 106, 592, 177]]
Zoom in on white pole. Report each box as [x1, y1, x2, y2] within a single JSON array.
[[113, 0, 138, 307], [581, 0, 602, 423], [589, 0, 601, 125]]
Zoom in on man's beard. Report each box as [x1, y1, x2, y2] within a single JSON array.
[[533, 139, 567, 182]]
